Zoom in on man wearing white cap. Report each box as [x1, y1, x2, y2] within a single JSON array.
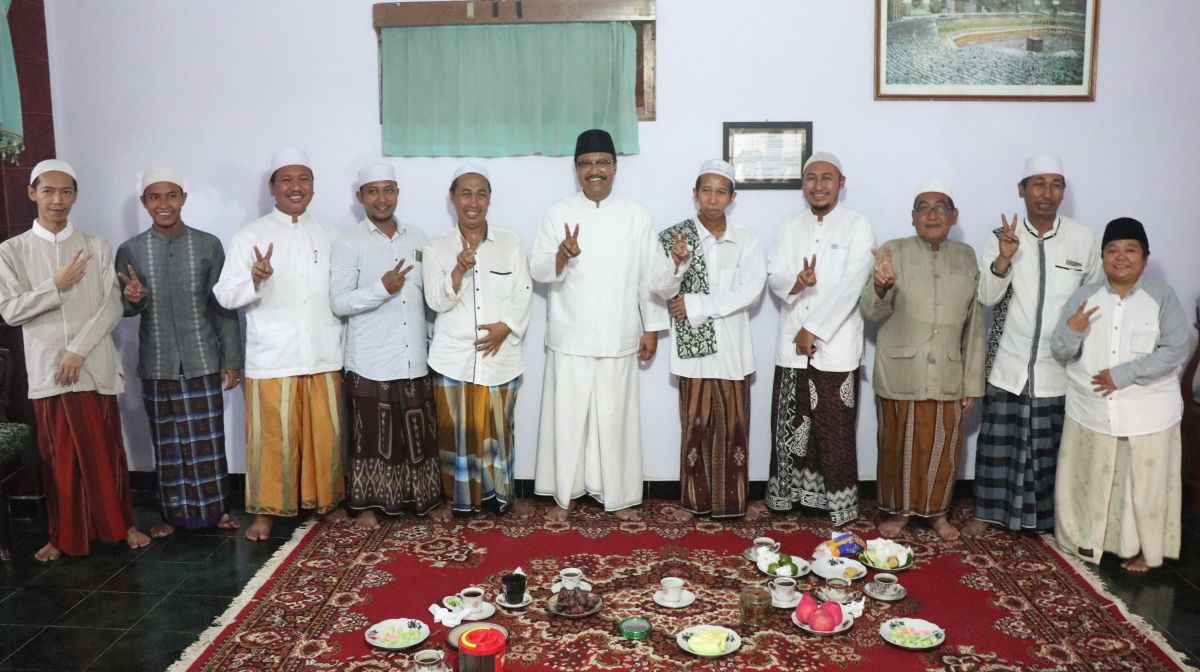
[[115, 167, 243, 538], [214, 148, 346, 541], [964, 154, 1099, 537], [0, 159, 150, 561], [424, 165, 532, 520], [859, 180, 984, 541], [330, 163, 439, 529], [531, 129, 687, 522], [662, 159, 765, 521], [762, 151, 875, 527]]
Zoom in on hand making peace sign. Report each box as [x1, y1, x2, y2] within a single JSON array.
[[53, 249, 92, 290], [251, 243, 274, 289], [116, 263, 148, 302], [669, 228, 690, 269], [1066, 299, 1099, 333], [790, 254, 817, 295], [998, 213, 1021, 260], [381, 258, 414, 295]]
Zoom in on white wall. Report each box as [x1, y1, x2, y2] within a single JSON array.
[[44, 1, 1200, 479]]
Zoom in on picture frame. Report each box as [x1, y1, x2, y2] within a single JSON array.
[[722, 122, 813, 190], [874, 0, 1100, 101]]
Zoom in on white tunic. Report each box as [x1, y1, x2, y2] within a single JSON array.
[[213, 208, 344, 379]]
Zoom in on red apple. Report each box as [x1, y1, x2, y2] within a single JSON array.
[[794, 593, 819, 624]]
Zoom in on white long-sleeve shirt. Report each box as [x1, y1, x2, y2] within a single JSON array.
[[330, 218, 428, 382], [213, 208, 344, 379], [671, 221, 765, 380], [766, 204, 875, 371], [425, 226, 532, 386], [530, 192, 679, 357], [978, 215, 1099, 397], [1050, 277, 1189, 436]]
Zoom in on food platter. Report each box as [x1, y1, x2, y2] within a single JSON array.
[[755, 555, 811, 578], [676, 625, 742, 657], [860, 548, 914, 571], [791, 610, 854, 636], [880, 618, 945, 650], [810, 557, 868, 581], [547, 593, 603, 618], [364, 618, 429, 650]]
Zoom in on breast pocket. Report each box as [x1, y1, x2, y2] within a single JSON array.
[[1129, 323, 1159, 354], [487, 269, 514, 298], [1052, 259, 1085, 274]]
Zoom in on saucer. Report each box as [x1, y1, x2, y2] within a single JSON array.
[[551, 580, 593, 594], [814, 586, 863, 605], [864, 582, 906, 602], [495, 592, 533, 609], [459, 602, 496, 621], [653, 589, 696, 608], [771, 593, 801, 609]]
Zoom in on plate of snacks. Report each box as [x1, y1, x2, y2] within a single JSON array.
[[755, 551, 811, 578], [860, 538, 914, 571], [811, 556, 867, 581], [548, 588, 603, 618], [880, 618, 945, 650], [676, 625, 741, 657], [364, 618, 429, 650]]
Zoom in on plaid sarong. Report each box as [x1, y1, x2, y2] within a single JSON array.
[[659, 219, 716, 359], [143, 373, 232, 528], [972, 383, 1064, 532], [434, 374, 519, 513]]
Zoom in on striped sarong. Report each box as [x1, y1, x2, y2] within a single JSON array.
[[244, 372, 345, 516], [875, 397, 962, 518], [345, 373, 441, 516], [142, 373, 232, 528], [678, 376, 750, 518], [973, 383, 1064, 532], [434, 373, 519, 513]]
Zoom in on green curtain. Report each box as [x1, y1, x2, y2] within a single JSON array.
[[0, 0, 22, 164], [381, 22, 639, 157]]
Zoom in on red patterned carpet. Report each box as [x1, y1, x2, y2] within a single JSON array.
[[175, 500, 1189, 671]]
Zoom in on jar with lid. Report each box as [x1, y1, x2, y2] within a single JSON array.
[[406, 649, 451, 672], [739, 585, 771, 628], [458, 626, 506, 672]]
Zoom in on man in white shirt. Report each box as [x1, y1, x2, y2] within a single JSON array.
[[531, 129, 687, 522], [663, 159, 765, 521], [330, 163, 439, 529], [214, 148, 347, 541], [965, 155, 1099, 537], [761, 151, 875, 527], [425, 165, 532, 519]]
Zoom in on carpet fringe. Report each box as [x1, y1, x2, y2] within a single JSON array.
[[167, 520, 319, 672], [1039, 533, 1198, 672]]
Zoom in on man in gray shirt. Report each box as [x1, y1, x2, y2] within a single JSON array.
[[116, 167, 243, 538]]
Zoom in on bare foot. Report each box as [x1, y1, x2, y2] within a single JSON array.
[[149, 522, 176, 538], [34, 543, 61, 562], [672, 507, 695, 523], [430, 502, 454, 522], [1121, 555, 1152, 573], [510, 499, 534, 518], [216, 513, 240, 530], [126, 527, 151, 550], [613, 507, 639, 521], [546, 503, 572, 522], [877, 514, 910, 537], [961, 518, 991, 538], [930, 515, 960, 541], [321, 507, 349, 525], [354, 509, 381, 530], [245, 514, 274, 541], [745, 501, 768, 522]]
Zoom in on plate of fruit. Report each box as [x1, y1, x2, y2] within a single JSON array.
[[755, 552, 811, 578], [791, 594, 854, 635], [859, 538, 914, 571], [548, 587, 602, 618], [880, 618, 945, 650], [676, 625, 741, 657], [364, 618, 429, 649], [810, 556, 867, 581]]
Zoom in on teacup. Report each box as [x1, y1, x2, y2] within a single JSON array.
[[823, 577, 850, 602], [559, 567, 584, 590], [660, 576, 685, 603], [768, 577, 796, 602], [753, 536, 781, 554], [869, 573, 902, 598], [458, 586, 485, 614]]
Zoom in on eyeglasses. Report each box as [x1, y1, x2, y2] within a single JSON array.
[[575, 159, 615, 169], [914, 204, 951, 216]]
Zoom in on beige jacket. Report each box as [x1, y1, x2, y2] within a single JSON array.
[[859, 236, 984, 401]]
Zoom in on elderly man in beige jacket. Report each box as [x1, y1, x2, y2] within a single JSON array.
[[859, 180, 985, 541]]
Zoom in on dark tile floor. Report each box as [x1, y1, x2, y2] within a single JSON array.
[[1, 495, 1198, 671]]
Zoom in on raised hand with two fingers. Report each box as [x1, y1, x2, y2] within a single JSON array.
[[116, 263, 148, 302]]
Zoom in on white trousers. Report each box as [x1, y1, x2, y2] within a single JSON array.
[[534, 352, 642, 511]]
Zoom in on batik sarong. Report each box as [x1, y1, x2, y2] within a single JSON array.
[[973, 383, 1064, 532], [678, 376, 750, 518], [766, 366, 860, 526], [142, 373, 232, 528], [434, 373, 518, 513], [876, 397, 962, 518], [244, 372, 344, 516], [1055, 418, 1181, 568], [345, 372, 440, 516], [33, 392, 134, 556]]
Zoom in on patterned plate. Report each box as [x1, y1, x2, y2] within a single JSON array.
[[880, 618, 945, 650], [676, 625, 741, 657], [364, 618, 429, 650], [810, 557, 868, 581], [792, 610, 854, 636]]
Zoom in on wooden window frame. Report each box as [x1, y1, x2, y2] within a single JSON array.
[[373, 0, 656, 121]]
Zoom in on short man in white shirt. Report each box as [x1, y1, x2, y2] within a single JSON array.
[[330, 163, 440, 529], [425, 165, 533, 519], [214, 148, 347, 541], [965, 155, 1099, 537], [663, 159, 765, 521], [531, 129, 687, 522], [761, 151, 875, 527]]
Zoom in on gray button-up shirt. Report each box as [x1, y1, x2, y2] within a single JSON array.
[[116, 224, 242, 380]]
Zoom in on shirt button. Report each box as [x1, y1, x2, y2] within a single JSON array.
[[927, 355, 936, 364], [933, 329, 939, 335]]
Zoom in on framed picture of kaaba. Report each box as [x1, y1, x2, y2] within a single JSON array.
[[875, 0, 1100, 101]]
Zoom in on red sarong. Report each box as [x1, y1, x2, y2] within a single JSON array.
[[33, 391, 134, 556]]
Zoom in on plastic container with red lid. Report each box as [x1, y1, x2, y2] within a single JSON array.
[[458, 626, 506, 672]]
